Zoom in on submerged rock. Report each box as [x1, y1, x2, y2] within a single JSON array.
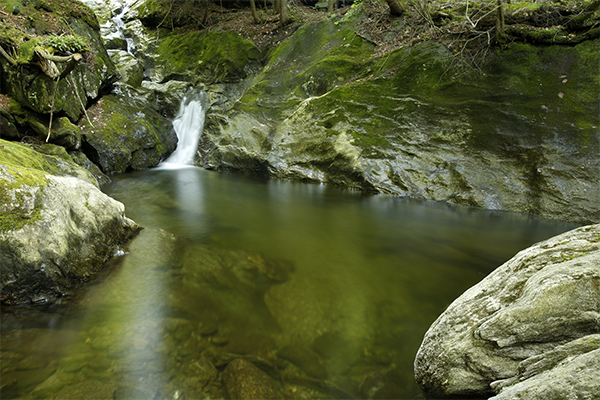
[[52, 380, 116, 400], [414, 224, 600, 399], [223, 359, 283, 400], [0, 139, 141, 304]]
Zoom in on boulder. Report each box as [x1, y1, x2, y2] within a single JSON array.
[[199, 20, 600, 225], [489, 335, 600, 400], [0, 139, 141, 304], [79, 94, 178, 173], [0, 8, 118, 123], [108, 50, 144, 87], [147, 30, 262, 85], [414, 224, 600, 399], [223, 359, 283, 400]]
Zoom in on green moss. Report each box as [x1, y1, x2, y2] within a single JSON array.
[[156, 30, 261, 85], [237, 20, 375, 121], [0, 140, 54, 232]]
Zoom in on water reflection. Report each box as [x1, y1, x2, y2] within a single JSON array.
[[1, 167, 578, 399]]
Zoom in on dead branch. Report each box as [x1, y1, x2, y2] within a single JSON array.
[[0, 44, 17, 67]]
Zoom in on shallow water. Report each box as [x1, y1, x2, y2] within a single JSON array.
[[1, 167, 578, 399]]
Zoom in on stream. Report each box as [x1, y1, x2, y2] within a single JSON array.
[[0, 4, 582, 396], [1, 162, 578, 398]]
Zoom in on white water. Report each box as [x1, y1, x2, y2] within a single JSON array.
[[158, 97, 207, 169]]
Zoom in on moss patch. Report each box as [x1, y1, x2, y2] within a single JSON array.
[[0, 139, 53, 232], [237, 19, 375, 121], [155, 30, 261, 85]]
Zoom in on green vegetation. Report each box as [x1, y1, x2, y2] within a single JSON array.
[[155, 30, 261, 85], [0, 0, 95, 64], [0, 140, 53, 232]]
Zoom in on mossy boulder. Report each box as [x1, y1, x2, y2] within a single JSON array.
[[79, 93, 177, 173], [149, 30, 262, 85], [414, 224, 600, 399], [7, 100, 82, 149], [200, 19, 599, 224], [0, 139, 141, 304], [0, 1, 118, 122]]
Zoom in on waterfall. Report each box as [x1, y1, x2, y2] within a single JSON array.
[[158, 95, 207, 169]]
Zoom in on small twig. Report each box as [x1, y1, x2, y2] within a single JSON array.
[[157, 0, 176, 29], [68, 74, 93, 127], [46, 80, 59, 142]]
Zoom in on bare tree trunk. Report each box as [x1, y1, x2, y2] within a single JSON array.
[[280, 0, 289, 25], [201, 0, 209, 25], [495, 0, 505, 41], [384, 0, 404, 16], [274, 0, 281, 14], [328, 0, 334, 12], [250, 0, 261, 23]]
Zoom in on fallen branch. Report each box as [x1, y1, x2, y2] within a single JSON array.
[[0, 44, 17, 67], [30, 47, 88, 141], [67, 74, 93, 128]]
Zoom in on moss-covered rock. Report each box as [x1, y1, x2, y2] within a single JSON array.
[[0, 139, 141, 304], [109, 49, 144, 87], [200, 19, 599, 224], [150, 30, 262, 85], [414, 224, 600, 398], [0, 0, 117, 122], [79, 93, 178, 173]]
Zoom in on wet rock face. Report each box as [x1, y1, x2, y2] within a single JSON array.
[[0, 140, 141, 304], [414, 224, 600, 399], [223, 359, 284, 400], [199, 20, 599, 224]]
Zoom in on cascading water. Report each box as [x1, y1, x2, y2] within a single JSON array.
[[158, 94, 207, 169]]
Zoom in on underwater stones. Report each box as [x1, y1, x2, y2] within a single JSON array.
[[223, 359, 283, 400], [52, 380, 116, 400], [79, 94, 177, 173], [414, 224, 600, 399]]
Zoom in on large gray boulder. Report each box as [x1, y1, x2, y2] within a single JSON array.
[[414, 224, 600, 399], [0, 140, 141, 304]]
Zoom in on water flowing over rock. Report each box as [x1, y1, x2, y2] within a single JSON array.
[[159, 92, 208, 168], [414, 223, 600, 399], [0, 140, 141, 304]]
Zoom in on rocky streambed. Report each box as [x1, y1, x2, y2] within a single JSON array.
[[1, 0, 599, 398]]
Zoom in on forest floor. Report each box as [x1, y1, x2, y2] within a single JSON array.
[[197, 0, 598, 65]]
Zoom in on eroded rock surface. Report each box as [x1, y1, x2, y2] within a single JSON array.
[[414, 224, 600, 399], [199, 20, 600, 225]]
